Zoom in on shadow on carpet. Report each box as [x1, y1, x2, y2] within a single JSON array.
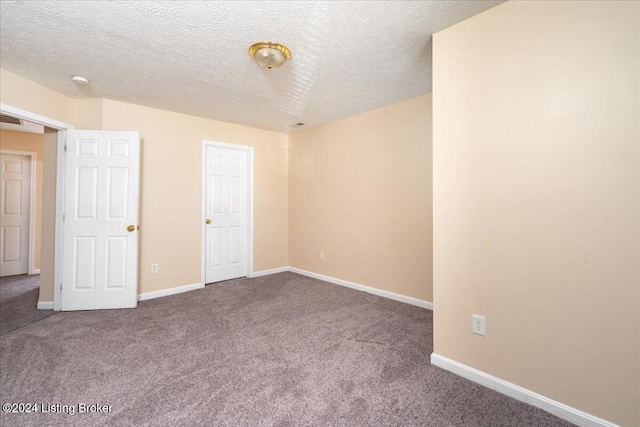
[[0, 272, 574, 426], [0, 274, 56, 336]]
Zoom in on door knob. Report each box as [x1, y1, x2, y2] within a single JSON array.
[[127, 225, 135, 232], [205, 219, 211, 224]]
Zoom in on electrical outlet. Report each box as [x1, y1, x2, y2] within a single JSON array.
[[151, 263, 159, 274], [472, 314, 485, 336], [319, 251, 325, 260]]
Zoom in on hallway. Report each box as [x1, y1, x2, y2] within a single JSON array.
[[0, 274, 55, 336]]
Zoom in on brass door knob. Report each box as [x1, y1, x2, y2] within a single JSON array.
[[205, 219, 211, 224], [127, 225, 135, 232]]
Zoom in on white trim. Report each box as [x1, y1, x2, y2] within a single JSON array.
[[0, 150, 37, 275], [36, 301, 53, 310], [430, 353, 619, 427], [201, 142, 206, 285], [201, 142, 206, 286], [32, 269, 40, 274], [28, 151, 36, 274], [0, 104, 73, 130], [201, 140, 255, 286], [289, 267, 433, 310], [0, 150, 37, 156], [202, 265, 433, 311], [248, 147, 254, 279], [137, 282, 204, 302], [251, 266, 290, 278], [28, 153, 36, 275]]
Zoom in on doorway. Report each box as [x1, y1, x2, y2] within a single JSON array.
[[0, 105, 71, 312], [0, 105, 72, 311], [201, 140, 254, 285]]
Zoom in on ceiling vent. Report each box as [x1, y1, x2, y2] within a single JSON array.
[[0, 114, 23, 125], [289, 122, 305, 128]]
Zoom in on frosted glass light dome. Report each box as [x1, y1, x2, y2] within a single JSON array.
[[249, 42, 291, 69]]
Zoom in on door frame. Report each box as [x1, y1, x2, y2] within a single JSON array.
[[201, 139, 254, 286], [0, 149, 37, 275], [0, 103, 74, 310]]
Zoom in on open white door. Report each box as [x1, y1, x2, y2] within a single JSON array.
[[61, 130, 140, 311]]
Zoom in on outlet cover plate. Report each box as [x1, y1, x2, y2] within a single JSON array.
[[472, 314, 485, 336]]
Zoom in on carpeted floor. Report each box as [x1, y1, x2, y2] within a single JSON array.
[[0, 272, 573, 426], [0, 274, 56, 336]]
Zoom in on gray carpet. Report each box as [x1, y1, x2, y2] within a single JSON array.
[[0, 274, 56, 336], [0, 272, 573, 426]]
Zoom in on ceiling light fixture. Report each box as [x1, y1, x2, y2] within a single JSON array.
[[71, 75, 90, 85], [248, 42, 291, 70]]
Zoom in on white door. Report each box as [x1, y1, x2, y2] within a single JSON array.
[[61, 130, 140, 311], [205, 145, 248, 283], [0, 153, 31, 277]]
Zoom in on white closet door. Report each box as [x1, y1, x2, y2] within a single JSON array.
[[205, 145, 248, 283]]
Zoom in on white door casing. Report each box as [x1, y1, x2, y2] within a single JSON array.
[[61, 130, 140, 310], [204, 142, 252, 283], [0, 153, 31, 276]]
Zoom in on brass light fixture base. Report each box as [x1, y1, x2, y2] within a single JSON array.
[[248, 42, 292, 69]]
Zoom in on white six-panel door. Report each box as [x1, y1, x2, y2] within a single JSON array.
[[0, 153, 31, 277], [61, 130, 140, 310], [205, 145, 248, 283]]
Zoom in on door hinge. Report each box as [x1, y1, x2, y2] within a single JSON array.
[[62, 214, 65, 221], [64, 144, 67, 153], [59, 284, 63, 292]]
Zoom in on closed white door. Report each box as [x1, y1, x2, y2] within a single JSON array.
[[205, 145, 248, 283], [61, 130, 140, 311], [0, 153, 31, 277]]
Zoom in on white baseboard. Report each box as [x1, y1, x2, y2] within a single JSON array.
[[37, 301, 53, 310], [251, 266, 290, 278], [244, 266, 432, 310], [30, 269, 40, 275], [430, 353, 618, 427], [137, 282, 204, 302], [289, 267, 433, 310]]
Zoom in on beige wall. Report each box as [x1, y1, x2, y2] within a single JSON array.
[[39, 129, 58, 302], [0, 130, 44, 270], [1, 66, 428, 305], [73, 98, 103, 129], [1, 68, 289, 300], [432, 1, 639, 426], [98, 99, 289, 295], [0, 69, 74, 124], [289, 95, 432, 302]]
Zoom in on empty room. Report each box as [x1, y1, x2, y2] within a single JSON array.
[[0, 1, 638, 426]]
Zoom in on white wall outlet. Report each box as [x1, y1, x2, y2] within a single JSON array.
[[151, 263, 159, 274], [472, 314, 485, 336], [319, 251, 325, 260]]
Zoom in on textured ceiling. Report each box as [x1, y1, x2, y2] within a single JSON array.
[[0, 1, 503, 133]]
